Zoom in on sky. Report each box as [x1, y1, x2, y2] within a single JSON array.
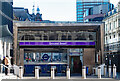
[[13, 0, 119, 21]]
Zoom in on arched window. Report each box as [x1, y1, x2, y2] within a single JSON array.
[[68, 35, 72, 40], [44, 35, 48, 40], [61, 35, 66, 40], [49, 35, 55, 40], [89, 35, 93, 40]]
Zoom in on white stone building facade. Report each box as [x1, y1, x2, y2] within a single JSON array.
[[103, 1, 120, 72]]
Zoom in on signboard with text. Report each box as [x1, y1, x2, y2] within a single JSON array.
[[19, 41, 95, 46]]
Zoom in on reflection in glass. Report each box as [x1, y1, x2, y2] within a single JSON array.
[[24, 52, 67, 63]]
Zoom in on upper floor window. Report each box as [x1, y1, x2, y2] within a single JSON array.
[[110, 36, 111, 39], [113, 34, 115, 38], [119, 33, 120, 37], [106, 37, 107, 40], [110, 23, 111, 30], [105, 24, 107, 31], [114, 21, 115, 28]]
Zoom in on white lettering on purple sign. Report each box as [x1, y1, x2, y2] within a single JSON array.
[[60, 42, 67, 45], [49, 42, 59, 45]]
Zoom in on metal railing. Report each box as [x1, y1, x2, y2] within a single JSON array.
[[0, 64, 19, 76]]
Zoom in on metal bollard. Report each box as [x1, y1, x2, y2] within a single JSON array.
[[19, 66, 24, 79], [98, 66, 101, 79], [51, 68, 55, 79], [82, 66, 86, 79], [113, 64, 116, 78], [35, 66, 39, 79], [66, 67, 70, 79], [108, 66, 112, 77], [104, 65, 107, 77]]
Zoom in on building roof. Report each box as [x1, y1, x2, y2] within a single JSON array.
[[84, 14, 105, 20], [13, 7, 31, 21]]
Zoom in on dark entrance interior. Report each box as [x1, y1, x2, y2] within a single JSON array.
[[70, 56, 82, 76]]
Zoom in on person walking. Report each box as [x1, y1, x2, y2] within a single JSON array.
[[4, 56, 10, 75]]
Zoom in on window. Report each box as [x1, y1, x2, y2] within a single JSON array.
[[114, 21, 115, 28], [105, 24, 107, 31], [110, 36, 111, 39], [114, 34, 115, 38], [106, 37, 107, 40], [110, 23, 111, 30], [119, 33, 120, 37], [106, 37, 107, 43], [24, 52, 67, 63]]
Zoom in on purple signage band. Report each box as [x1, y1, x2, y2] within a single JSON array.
[[19, 42, 95, 46]]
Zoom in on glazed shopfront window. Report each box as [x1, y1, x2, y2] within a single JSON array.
[[24, 52, 67, 63]]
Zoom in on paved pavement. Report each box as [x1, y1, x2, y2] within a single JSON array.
[[1, 79, 119, 81], [116, 72, 120, 80], [1, 73, 120, 81]]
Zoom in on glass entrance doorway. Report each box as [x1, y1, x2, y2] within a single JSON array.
[[70, 56, 82, 74], [69, 48, 83, 75]]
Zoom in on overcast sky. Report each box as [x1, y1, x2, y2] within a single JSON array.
[[13, 0, 119, 21]]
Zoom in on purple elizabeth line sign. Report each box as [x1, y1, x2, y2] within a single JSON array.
[[19, 42, 95, 46]]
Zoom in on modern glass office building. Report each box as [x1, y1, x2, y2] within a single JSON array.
[[76, 0, 113, 22]]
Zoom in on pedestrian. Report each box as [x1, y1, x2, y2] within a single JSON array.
[[4, 56, 10, 75], [2, 56, 5, 73], [11, 57, 13, 66], [10, 57, 14, 73]]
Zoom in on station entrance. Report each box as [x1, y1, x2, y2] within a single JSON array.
[[23, 48, 83, 76], [70, 56, 82, 74]]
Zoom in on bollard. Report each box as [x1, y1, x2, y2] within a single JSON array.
[[113, 64, 116, 78], [19, 66, 24, 79], [98, 66, 101, 79], [51, 68, 55, 79], [108, 66, 112, 77], [104, 65, 107, 77], [35, 66, 39, 79], [66, 67, 70, 79], [82, 66, 86, 79]]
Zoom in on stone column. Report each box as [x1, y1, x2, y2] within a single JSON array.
[[8, 43, 10, 58], [19, 49, 24, 66], [4, 42, 6, 57], [0, 40, 3, 60]]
